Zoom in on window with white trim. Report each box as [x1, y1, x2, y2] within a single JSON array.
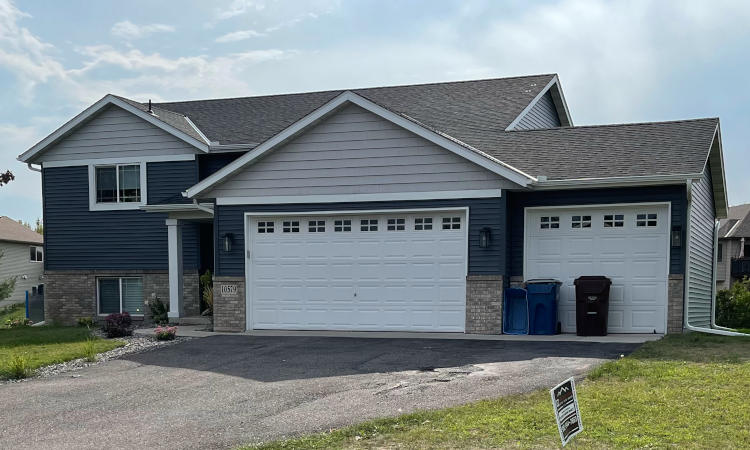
[[636, 213, 657, 227], [540, 216, 559, 229], [571, 215, 592, 229], [95, 164, 141, 204], [387, 218, 405, 231], [603, 214, 624, 228], [308, 220, 325, 232], [29, 245, 43, 262], [98, 277, 143, 315], [282, 221, 299, 233], [415, 217, 433, 230], [360, 219, 378, 231], [257, 221, 274, 233], [442, 217, 461, 230], [334, 219, 351, 232]]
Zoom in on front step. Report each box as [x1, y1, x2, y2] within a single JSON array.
[[176, 316, 211, 326]]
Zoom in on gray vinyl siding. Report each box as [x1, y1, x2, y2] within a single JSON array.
[[507, 185, 688, 277], [0, 241, 44, 304], [686, 168, 716, 328], [204, 104, 516, 199], [214, 197, 506, 277], [38, 105, 200, 163], [512, 91, 561, 130], [43, 165, 198, 271]]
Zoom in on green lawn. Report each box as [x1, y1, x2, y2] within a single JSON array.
[[0, 326, 125, 379], [249, 333, 750, 449], [0, 303, 25, 327], [738, 328, 750, 335]]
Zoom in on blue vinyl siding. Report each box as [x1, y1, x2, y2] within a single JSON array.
[[198, 153, 243, 180], [147, 160, 197, 204], [43, 165, 199, 271], [215, 198, 507, 277], [513, 91, 561, 130], [507, 185, 688, 277]]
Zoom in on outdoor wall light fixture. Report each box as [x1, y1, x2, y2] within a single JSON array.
[[223, 233, 234, 252], [671, 226, 682, 247], [479, 227, 492, 248]]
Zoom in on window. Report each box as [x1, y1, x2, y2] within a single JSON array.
[[308, 220, 325, 232], [334, 219, 351, 232], [571, 215, 591, 229], [442, 217, 461, 230], [360, 219, 378, 231], [257, 221, 274, 233], [636, 213, 657, 227], [282, 221, 299, 233], [95, 164, 141, 204], [29, 245, 43, 262], [540, 216, 559, 229], [98, 277, 143, 315], [717, 243, 723, 262], [415, 217, 433, 230], [387, 218, 405, 231], [603, 214, 624, 228]]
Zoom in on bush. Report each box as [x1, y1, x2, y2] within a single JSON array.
[[6, 353, 32, 379], [716, 278, 750, 329], [77, 317, 94, 328], [154, 325, 177, 341], [200, 270, 213, 315], [82, 338, 98, 362], [5, 317, 32, 328], [145, 294, 169, 325], [102, 312, 133, 338]]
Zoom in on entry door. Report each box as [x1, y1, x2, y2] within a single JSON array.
[[525, 205, 669, 333], [247, 210, 468, 332]]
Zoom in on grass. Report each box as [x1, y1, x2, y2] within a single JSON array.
[[738, 328, 750, 335], [0, 326, 125, 379], [248, 333, 750, 449], [0, 303, 25, 328]]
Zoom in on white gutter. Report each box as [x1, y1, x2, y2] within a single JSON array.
[[683, 179, 747, 336], [531, 173, 703, 189], [27, 163, 41, 173]]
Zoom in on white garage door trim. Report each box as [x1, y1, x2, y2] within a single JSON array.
[[243, 207, 469, 331], [523, 202, 671, 334]]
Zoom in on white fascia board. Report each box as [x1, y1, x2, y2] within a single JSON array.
[[183, 115, 211, 146], [42, 153, 196, 168], [531, 173, 703, 189], [216, 189, 502, 206], [186, 91, 535, 198], [17, 94, 208, 163], [140, 203, 214, 213], [504, 75, 572, 130], [705, 124, 729, 219]]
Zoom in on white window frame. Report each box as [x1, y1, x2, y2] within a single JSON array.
[[635, 212, 658, 228], [603, 213, 625, 228], [96, 276, 144, 316], [29, 245, 43, 263], [88, 162, 147, 211]]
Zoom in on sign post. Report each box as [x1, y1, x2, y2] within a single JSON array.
[[550, 377, 583, 447]]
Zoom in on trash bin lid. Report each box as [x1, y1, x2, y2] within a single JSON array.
[[573, 276, 611, 293], [525, 278, 562, 285]]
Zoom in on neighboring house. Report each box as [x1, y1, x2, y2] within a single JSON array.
[[17, 74, 729, 335], [0, 216, 44, 306], [716, 204, 750, 290]]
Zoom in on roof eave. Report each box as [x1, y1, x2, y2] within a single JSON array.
[[530, 173, 703, 190]]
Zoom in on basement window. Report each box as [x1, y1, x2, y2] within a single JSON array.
[[98, 277, 143, 315]]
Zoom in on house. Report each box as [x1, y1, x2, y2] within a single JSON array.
[[716, 204, 750, 290], [17, 74, 728, 334], [0, 216, 44, 307]]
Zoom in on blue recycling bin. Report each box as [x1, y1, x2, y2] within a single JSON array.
[[503, 288, 528, 335], [526, 280, 561, 335]]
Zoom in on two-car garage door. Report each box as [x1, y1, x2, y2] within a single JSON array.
[[525, 205, 670, 334], [247, 210, 468, 332]]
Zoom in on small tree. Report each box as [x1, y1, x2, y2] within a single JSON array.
[[0, 170, 13, 186], [34, 218, 43, 234]]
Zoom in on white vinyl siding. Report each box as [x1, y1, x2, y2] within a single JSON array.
[[41, 105, 200, 162], [686, 169, 716, 328], [0, 241, 45, 305], [205, 104, 515, 198]]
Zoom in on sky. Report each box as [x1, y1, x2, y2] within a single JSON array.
[[1, 0, 749, 224]]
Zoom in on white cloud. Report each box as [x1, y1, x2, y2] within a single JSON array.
[[111, 20, 175, 40], [214, 0, 266, 21], [215, 29, 265, 43]]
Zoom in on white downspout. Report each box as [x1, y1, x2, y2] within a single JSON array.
[[684, 180, 747, 336]]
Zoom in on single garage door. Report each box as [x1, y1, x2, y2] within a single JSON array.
[[247, 210, 468, 331], [525, 205, 669, 334]]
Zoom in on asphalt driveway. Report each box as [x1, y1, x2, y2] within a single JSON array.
[[0, 335, 638, 449]]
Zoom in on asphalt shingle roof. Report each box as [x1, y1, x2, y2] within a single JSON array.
[[719, 204, 750, 238], [0, 216, 43, 245]]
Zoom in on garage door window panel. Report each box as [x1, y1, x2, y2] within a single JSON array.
[[415, 218, 433, 230], [282, 221, 300, 233], [571, 215, 592, 229], [308, 220, 325, 232], [636, 213, 658, 228], [442, 217, 461, 230], [361, 219, 378, 231], [258, 221, 275, 233], [603, 214, 624, 228], [334, 219, 351, 232], [387, 218, 405, 231], [540, 216, 559, 229]]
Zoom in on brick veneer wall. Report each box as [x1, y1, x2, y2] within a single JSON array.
[[213, 276, 246, 332], [465, 275, 504, 334], [667, 274, 685, 334], [183, 270, 201, 317]]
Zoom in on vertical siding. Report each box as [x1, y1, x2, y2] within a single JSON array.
[[39, 105, 200, 162], [687, 168, 716, 327], [214, 198, 506, 277], [507, 186, 688, 277], [0, 242, 45, 304], [43, 166, 198, 271], [204, 104, 515, 198], [512, 91, 562, 130]]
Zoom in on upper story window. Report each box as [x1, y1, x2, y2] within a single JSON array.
[[29, 245, 43, 262], [89, 163, 146, 211]]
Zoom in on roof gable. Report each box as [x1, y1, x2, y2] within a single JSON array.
[[506, 76, 572, 130]]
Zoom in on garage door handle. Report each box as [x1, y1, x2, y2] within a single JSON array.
[[586, 312, 598, 315]]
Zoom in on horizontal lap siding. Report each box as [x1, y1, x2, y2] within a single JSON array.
[[507, 185, 687, 277], [205, 104, 515, 198], [0, 242, 44, 303], [198, 153, 244, 180], [513, 91, 561, 130], [147, 161, 197, 204], [43, 166, 198, 270], [215, 198, 506, 277], [687, 168, 716, 328]]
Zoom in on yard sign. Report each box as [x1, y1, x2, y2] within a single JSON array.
[[550, 377, 583, 446]]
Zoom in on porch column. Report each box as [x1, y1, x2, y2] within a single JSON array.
[[166, 219, 183, 319]]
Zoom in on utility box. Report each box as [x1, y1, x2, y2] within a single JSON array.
[[574, 276, 612, 336]]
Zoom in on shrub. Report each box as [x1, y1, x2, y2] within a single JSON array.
[[154, 325, 177, 341], [145, 294, 169, 325], [5, 317, 32, 328], [102, 312, 133, 338], [77, 317, 94, 328], [200, 270, 213, 315], [6, 353, 32, 379], [716, 277, 750, 329]]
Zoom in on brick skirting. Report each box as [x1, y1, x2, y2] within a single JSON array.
[[667, 274, 685, 334], [465, 275, 504, 334], [213, 276, 246, 332]]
